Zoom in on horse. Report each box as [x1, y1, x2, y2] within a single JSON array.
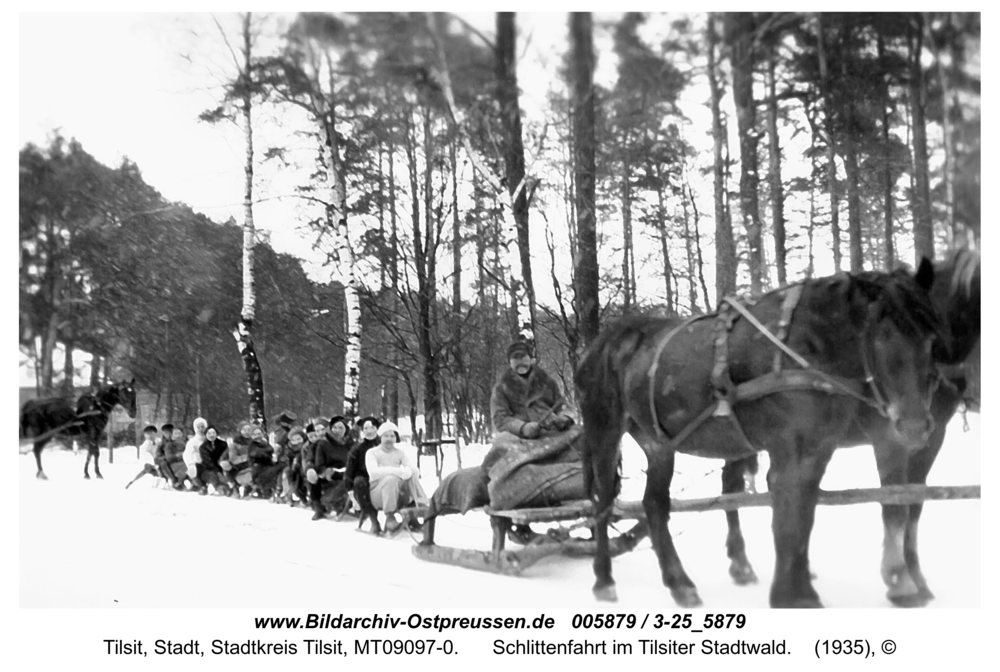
[[20, 379, 137, 480], [574, 262, 942, 608], [717, 247, 980, 607]]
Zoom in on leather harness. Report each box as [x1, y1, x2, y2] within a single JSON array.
[[647, 283, 891, 455]]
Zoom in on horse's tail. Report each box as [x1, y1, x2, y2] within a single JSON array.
[[574, 321, 648, 506]]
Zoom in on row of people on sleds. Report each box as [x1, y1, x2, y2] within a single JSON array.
[[125, 412, 428, 536]]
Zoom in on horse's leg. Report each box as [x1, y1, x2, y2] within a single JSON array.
[[872, 438, 924, 606], [767, 441, 833, 608], [903, 423, 948, 603], [875, 417, 948, 606], [722, 457, 758, 586], [83, 440, 92, 479], [588, 427, 623, 603], [642, 449, 701, 607], [34, 441, 47, 480]]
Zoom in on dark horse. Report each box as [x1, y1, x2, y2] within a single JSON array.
[[574, 263, 942, 608], [20, 379, 137, 480], [718, 248, 980, 607]]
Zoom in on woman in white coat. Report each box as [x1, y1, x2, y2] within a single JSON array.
[[364, 422, 428, 534]]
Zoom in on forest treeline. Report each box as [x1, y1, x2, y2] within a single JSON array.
[[19, 12, 979, 441]]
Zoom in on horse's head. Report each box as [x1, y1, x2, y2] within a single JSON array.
[[928, 247, 981, 364], [114, 378, 137, 419], [852, 259, 941, 450]]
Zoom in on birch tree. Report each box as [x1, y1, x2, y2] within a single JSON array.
[[427, 13, 534, 346]]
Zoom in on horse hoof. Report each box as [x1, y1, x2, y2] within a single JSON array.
[[593, 584, 618, 602], [36, 472, 48, 481], [729, 562, 759, 586], [671, 586, 703, 608], [83, 473, 91, 480], [95, 473, 104, 480]]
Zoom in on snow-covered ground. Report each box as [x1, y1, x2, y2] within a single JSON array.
[[19, 414, 980, 609]]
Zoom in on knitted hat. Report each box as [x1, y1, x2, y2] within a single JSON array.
[[377, 421, 400, 438], [507, 340, 534, 358], [161, 423, 174, 432], [237, 420, 253, 434], [329, 415, 348, 430], [193, 417, 208, 432]]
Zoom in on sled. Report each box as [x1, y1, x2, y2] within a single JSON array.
[[410, 484, 979, 577]]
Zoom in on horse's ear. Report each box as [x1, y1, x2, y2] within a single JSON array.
[[915, 256, 935, 292]]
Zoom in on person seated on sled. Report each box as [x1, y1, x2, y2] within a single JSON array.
[[155, 423, 188, 489], [365, 422, 428, 536], [248, 424, 279, 498], [183, 417, 209, 491], [421, 340, 581, 546], [274, 427, 309, 504], [272, 410, 297, 455], [304, 417, 352, 520], [487, 339, 580, 543], [125, 425, 163, 489], [197, 425, 230, 495], [344, 416, 381, 529], [221, 421, 255, 498]]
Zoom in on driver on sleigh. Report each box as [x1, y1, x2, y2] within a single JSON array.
[[423, 339, 586, 545]]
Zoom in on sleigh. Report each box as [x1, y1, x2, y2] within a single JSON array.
[[410, 484, 980, 577]]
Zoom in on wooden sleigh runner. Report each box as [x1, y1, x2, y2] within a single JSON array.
[[409, 484, 980, 577]]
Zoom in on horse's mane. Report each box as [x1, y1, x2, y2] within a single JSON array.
[[853, 268, 943, 344]]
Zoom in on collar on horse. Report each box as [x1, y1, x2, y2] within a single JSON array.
[[647, 282, 895, 454]]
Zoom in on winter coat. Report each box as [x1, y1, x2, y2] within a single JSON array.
[[490, 365, 571, 437], [156, 438, 185, 463], [344, 436, 379, 487], [226, 436, 252, 472], [305, 432, 352, 480], [248, 438, 274, 466], [199, 438, 229, 472]]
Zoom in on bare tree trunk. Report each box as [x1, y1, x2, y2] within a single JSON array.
[[909, 15, 934, 264], [654, 169, 675, 313], [878, 29, 895, 269], [708, 13, 735, 305], [235, 13, 266, 431], [417, 106, 442, 442], [62, 340, 74, 396], [388, 136, 400, 422], [496, 12, 537, 333], [726, 13, 765, 295], [816, 13, 842, 272], [841, 26, 864, 272], [925, 12, 955, 243], [570, 12, 600, 346], [429, 13, 533, 345], [450, 140, 466, 461], [766, 46, 786, 285]]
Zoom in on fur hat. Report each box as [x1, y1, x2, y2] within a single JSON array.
[[506, 340, 534, 358], [377, 421, 400, 439]]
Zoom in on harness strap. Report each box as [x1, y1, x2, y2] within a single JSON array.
[[772, 284, 804, 372], [647, 315, 709, 440]]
